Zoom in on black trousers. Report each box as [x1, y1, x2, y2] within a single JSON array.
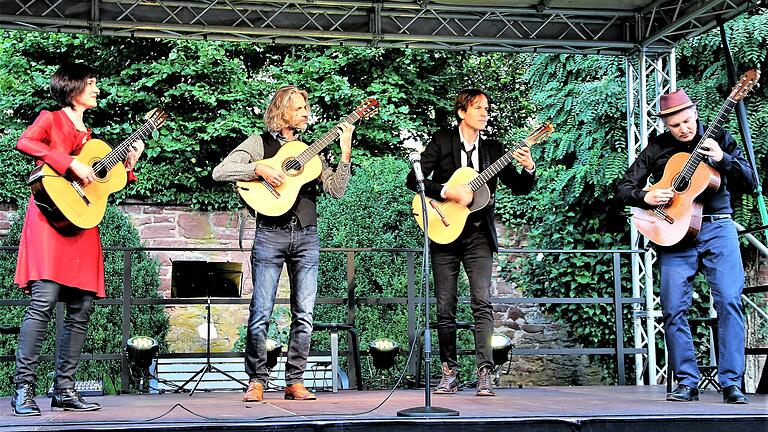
[[431, 225, 494, 369], [14, 280, 95, 389]]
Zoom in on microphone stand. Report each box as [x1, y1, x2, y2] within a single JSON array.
[[398, 178, 459, 417]]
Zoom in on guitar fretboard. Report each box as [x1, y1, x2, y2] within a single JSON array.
[[467, 139, 529, 192], [296, 111, 363, 165], [92, 120, 159, 174], [671, 98, 735, 190]]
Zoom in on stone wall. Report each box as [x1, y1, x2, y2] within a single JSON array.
[[493, 223, 606, 386], [0, 203, 16, 238]]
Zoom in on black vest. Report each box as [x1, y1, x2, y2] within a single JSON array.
[[257, 132, 320, 227]]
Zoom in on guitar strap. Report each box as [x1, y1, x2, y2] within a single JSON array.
[[480, 142, 493, 206], [239, 209, 247, 251]]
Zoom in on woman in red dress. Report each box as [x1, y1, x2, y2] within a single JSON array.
[[11, 63, 144, 416]]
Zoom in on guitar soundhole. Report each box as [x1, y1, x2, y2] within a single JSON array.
[[673, 176, 690, 193], [282, 158, 303, 176], [92, 161, 109, 180]]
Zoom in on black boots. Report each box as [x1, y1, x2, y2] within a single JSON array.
[[51, 388, 101, 412], [11, 383, 40, 416]]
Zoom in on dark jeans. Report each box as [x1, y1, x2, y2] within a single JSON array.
[[658, 218, 745, 388], [431, 226, 494, 369], [14, 280, 95, 389], [246, 218, 319, 385]]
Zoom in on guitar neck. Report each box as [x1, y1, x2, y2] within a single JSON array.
[[93, 120, 158, 173], [678, 97, 736, 181], [467, 140, 527, 192], [296, 111, 362, 165]]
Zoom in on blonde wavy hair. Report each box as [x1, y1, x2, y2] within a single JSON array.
[[263, 85, 309, 132]]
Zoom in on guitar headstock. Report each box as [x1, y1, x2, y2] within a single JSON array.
[[523, 121, 555, 146], [355, 98, 380, 120], [729, 69, 760, 102], [145, 108, 168, 130]]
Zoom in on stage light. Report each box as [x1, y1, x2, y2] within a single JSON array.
[[126, 336, 159, 379], [368, 338, 400, 370], [266, 338, 283, 370], [491, 334, 513, 367]]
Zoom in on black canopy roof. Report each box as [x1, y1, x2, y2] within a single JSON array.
[[0, 1, 755, 54]]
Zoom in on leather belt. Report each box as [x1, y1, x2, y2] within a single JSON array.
[[258, 215, 298, 229], [701, 214, 731, 223]]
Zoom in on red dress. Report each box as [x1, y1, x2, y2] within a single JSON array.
[[14, 110, 105, 298]]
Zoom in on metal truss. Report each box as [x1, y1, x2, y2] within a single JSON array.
[[625, 48, 675, 385], [638, 0, 753, 51], [0, 0, 754, 55]]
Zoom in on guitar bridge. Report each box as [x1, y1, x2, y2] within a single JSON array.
[[71, 181, 91, 205], [262, 181, 281, 199], [429, 199, 450, 227], [653, 209, 674, 224]]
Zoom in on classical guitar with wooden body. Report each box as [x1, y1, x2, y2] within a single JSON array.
[[412, 122, 554, 244], [236, 98, 379, 216], [28, 109, 167, 233], [631, 69, 759, 246]]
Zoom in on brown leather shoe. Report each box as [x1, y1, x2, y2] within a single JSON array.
[[284, 383, 317, 400], [243, 381, 264, 402], [476, 365, 496, 396], [434, 362, 459, 394]]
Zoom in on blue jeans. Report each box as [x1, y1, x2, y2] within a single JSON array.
[[658, 218, 745, 388], [245, 218, 319, 385]]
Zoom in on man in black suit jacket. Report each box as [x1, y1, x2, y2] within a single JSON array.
[[406, 89, 536, 396]]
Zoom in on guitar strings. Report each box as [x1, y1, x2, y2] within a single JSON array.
[[675, 98, 735, 187], [296, 111, 361, 165], [92, 119, 159, 176]]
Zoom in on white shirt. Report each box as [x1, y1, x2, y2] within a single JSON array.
[[459, 127, 480, 169]]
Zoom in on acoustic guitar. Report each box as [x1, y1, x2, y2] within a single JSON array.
[[236, 98, 379, 216], [412, 122, 554, 244], [28, 109, 167, 233], [631, 69, 760, 246]]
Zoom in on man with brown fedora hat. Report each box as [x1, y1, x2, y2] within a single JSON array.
[[617, 88, 756, 404], [655, 88, 697, 116]]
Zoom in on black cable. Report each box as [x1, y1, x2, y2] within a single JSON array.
[[143, 403, 215, 421]]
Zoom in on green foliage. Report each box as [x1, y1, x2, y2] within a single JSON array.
[[0, 203, 168, 395]]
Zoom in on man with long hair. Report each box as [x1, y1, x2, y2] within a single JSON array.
[[213, 86, 354, 402]]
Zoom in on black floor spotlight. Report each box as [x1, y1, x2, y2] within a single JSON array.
[[491, 334, 513, 385], [126, 336, 159, 392], [369, 338, 400, 370], [265, 338, 283, 370], [369, 338, 400, 388]]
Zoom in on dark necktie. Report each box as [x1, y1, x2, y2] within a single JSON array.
[[463, 145, 476, 169]]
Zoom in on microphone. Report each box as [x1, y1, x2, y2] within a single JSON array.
[[409, 152, 425, 192]]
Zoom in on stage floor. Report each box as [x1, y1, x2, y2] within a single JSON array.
[[1, 385, 766, 432]]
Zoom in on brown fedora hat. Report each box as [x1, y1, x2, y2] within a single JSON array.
[[656, 88, 697, 117]]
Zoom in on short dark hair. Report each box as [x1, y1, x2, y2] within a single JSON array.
[[50, 63, 99, 108], [454, 88, 490, 122]]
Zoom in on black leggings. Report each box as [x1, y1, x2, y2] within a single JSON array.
[[14, 280, 95, 389]]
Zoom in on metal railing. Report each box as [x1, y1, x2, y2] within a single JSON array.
[[0, 246, 646, 392]]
